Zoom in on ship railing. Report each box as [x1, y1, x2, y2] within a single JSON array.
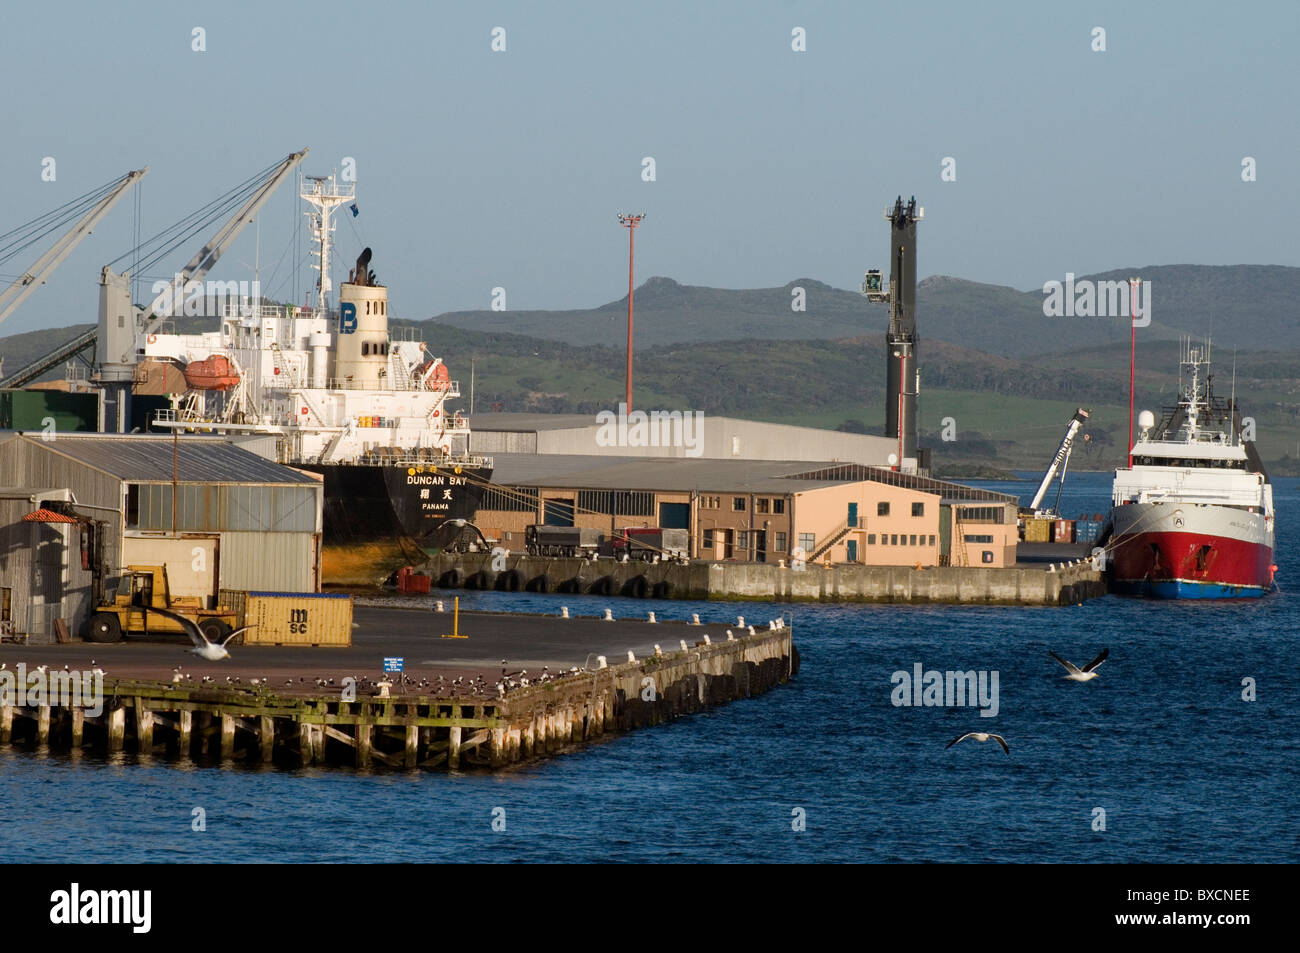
[[389, 325, 425, 343], [152, 408, 213, 425], [221, 302, 321, 322], [320, 377, 461, 394], [351, 449, 494, 468]]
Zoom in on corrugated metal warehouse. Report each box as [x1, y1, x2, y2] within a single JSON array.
[[476, 453, 1018, 569], [468, 412, 899, 465], [0, 432, 322, 643]]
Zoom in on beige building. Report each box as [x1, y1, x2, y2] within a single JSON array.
[[477, 455, 1018, 568]]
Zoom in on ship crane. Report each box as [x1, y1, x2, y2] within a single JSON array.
[[96, 148, 308, 431], [1028, 408, 1091, 517], [0, 167, 147, 386]]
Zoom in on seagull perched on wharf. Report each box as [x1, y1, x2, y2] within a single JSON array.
[[148, 607, 256, 662], [1048, 648, 1109, 682], [945, 732, 1010, 754]]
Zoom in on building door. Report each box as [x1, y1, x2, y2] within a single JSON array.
[[848, 502, 858, 528], [659, 502, 690, 529], [543, 499, 574, 526], [846, 539, 858, 562], [753, 530, 767, 563]]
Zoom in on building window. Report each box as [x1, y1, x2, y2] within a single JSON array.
[[737, 530, 749, 551], [798, 532, 815, 554], [890, 534, 898, 545], [867, 534, 876, 545], [909, 534, 917, 546], [912, 502, 924, 517], [964, 534, 994, 544], [733, 497, 746, 511], [774, 531, 787, 553], [877, 502, 890, 516], [703, 528, 715, 549], [773, 499, 785, 514], [756, 498, 770, 514], [928, 534, 935, 545]]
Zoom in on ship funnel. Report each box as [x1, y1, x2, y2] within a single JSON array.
[[352, 247, 374, 286], [337, 246, 389, 386]]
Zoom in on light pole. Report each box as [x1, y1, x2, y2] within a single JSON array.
[[617, 213, 645, 412]]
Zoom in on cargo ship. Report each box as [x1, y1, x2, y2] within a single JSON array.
[[142, 174, 491, 585], [1106, 341, 1275, 598]]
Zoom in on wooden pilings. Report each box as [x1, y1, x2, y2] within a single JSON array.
[[0, 628, 795, 772]]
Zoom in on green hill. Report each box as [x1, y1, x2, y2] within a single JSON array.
[[427, 264, 1300, 357]]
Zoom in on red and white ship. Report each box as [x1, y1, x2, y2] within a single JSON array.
[[1106, 341, 1275, 598]]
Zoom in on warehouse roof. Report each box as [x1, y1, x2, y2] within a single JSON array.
[[487, 453, 1014, 500], [11, 433, 319, 485], [468, 413, 598, 432]]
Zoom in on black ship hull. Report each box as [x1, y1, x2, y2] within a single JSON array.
[[301, 462, 492, 586]]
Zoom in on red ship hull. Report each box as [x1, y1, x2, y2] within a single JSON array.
[[1109, 529, 1274, 598]]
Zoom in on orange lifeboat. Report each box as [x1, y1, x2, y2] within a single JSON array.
[[421, 361, 451, 391], [183, 355, 240, 391]]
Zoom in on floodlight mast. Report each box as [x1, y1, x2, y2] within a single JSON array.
[[617, 213, 645, 412], [862, 196, 923, 469]]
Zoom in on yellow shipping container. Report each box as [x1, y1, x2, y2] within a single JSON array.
[[1024, 518, 1053, 543], [237, 591, 353, 646]]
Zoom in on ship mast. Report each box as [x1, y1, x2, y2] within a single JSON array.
[[301, 173, 355, 312]]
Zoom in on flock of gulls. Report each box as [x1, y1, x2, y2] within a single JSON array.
[[157, 663, 587, 699], [945, 647, 1109, 757], [118, 608, 784, 701]]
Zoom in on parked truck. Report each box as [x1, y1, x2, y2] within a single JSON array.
[[86, 565, 238, 644], [525, 525, 602, 557], [611, 527, 690, 561]]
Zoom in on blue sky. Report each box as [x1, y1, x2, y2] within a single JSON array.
[[1, 0, 1296, 336]]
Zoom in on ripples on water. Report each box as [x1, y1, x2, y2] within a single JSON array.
[[1, 474, 1296, 862]]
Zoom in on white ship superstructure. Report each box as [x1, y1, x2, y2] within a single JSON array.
[[143, 174, 475, 468], [1107, 340, 1275, 598]]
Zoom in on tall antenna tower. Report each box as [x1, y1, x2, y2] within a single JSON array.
[[301, 174, 355, 311]]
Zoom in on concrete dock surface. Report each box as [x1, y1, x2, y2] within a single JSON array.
[[0, 605, 752, 697]]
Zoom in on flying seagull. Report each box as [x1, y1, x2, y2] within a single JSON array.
[[148, 607, 256, 662], [1049, 648, 1109, 682], [946, 732, 1010, 754]]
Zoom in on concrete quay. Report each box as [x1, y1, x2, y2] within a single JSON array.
[[414, 553, 1105, 606]]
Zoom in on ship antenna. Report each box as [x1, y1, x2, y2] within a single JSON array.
[[1230, 349, 1238, 443]]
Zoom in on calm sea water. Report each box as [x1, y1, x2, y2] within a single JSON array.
[[2, 472, 1296, 863]]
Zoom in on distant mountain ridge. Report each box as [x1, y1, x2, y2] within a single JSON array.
[[429, 265, 1300, 357]]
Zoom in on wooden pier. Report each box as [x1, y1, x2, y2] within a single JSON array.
[[0, 623, 796, 770]]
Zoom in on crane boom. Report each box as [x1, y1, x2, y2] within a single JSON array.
[[142, 148, 307, 334], [0, 167, 147, 327], [1029, 408, 1090, 513]]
